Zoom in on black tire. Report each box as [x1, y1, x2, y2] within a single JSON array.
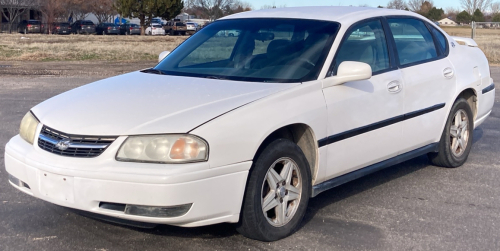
[[236, 139, 311, 241], [428, 98, 474, 168], [148, 31, 152, 35], [169, 30, 174, 36]]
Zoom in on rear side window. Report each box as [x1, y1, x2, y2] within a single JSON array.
[[430, 26, 448, 54], [387, 18, 438, 66], [333, 19, 390, 74]]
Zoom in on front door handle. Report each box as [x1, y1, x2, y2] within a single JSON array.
[[387, 81, 402, 93], [444, 67, 454, 79]]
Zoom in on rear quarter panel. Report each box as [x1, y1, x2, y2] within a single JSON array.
[[447, 37, 493, 122]]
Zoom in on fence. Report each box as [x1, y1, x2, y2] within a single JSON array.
[[471, 21, 500, 39]]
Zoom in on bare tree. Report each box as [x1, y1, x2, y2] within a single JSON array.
[[461, 0, 492, 14], [89, 0, 116, 24], [491, 1, 500, 14], [39, 0, 66, 33], [67, 0, 91, 21], [445, 7, 460, 20], [0, 0, 40, 33], [196, 0, 231, 20], [407, 0, 433, 12], [387, 0, 407, 10]]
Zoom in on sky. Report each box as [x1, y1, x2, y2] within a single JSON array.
[[248, 0, 462, 10]]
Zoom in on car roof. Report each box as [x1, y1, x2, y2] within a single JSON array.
[[221, 6, 423, 25]]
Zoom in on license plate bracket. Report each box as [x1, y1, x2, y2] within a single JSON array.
[[39, 172, 75, 203]]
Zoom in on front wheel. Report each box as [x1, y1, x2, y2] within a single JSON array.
[[428, 98, 474, 168], [236, 139, 311, 241]]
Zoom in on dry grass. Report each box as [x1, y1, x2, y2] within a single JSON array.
[[1, 28, 500, 64], [0, 34, 187, 62], [442, 26, 500, 64]]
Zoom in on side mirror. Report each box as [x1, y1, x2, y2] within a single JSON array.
[[158, 51, 170, 62], [323, 61, 372, 88]]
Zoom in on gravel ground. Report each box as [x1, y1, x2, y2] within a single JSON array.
[[0, 64, 499, 251]]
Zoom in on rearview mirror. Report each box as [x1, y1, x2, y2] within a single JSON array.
[[158, 51, 170, 62], [254, 32, 275, 42], [323, 61, 372, 88]]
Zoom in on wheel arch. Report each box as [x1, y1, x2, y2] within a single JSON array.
[[253, 123, 319, 184], [455, 88, 478, 120]]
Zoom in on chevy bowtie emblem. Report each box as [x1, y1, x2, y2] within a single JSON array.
[[55, 139, 71, 151]]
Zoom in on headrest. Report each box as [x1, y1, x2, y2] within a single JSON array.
[[267, 39, 291, 58]]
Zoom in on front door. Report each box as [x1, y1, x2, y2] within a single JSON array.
[[322, 18, 405, 180]]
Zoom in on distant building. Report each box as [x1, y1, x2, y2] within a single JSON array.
[[438, 18, 457, 26], [175, 13, 195, 22], [1, 3, 42, 32], [174, 12, 209, 25]]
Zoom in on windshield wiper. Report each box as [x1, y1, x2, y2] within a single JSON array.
[[141, 68, 165, 75], [205, 76, 227, 80]]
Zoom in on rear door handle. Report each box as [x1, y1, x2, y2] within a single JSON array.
[[444, 67, 454, 79], [387, 81, 402, 93]]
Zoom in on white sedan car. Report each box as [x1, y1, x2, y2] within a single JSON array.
[[5, 7, 495, 241], [145, 24, 165, 36]]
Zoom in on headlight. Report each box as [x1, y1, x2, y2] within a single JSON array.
[[19, 111, 39, 145], [116, 134, 208, 164]]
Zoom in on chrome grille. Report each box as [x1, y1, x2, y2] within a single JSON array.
[[37, 126, 117, 158]]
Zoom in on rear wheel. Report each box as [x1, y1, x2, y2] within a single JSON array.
[[428, 98, 474, 168], [236, 139, 311, 241], [148, 31, 152, 35]]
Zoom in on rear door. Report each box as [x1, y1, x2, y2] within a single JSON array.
[[386, 17, 455, 153], [322, 18, 405, 180]]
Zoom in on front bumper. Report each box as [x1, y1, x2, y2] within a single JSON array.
[[5, 134, 250, 227]]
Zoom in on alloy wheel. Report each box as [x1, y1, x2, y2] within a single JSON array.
[[450, 109, 469, 157], [261, 157, 302, 227]]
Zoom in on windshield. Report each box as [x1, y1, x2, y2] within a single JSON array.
[[154, 18, 340, 83]]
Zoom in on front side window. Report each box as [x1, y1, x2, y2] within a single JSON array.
[[387, 18, 438, 66], [333, 19, 390, 75], [155, 18, 340, 83]]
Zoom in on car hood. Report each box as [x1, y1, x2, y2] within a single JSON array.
[[32, 72, 298, 136]]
